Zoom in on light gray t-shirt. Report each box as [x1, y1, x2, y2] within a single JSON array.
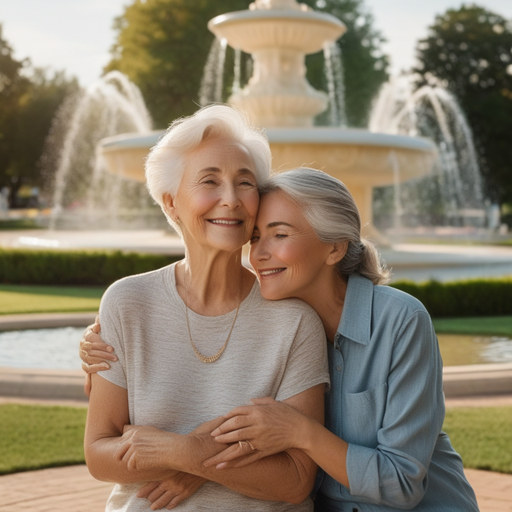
[[98, 263, 330, 511]]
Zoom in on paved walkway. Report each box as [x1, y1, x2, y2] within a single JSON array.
[[0, 465, 510, 511]]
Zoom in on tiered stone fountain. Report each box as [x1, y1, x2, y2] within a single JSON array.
[[100, 0, 436, 243]]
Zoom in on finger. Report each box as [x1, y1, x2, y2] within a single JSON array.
[[81, 362, 110, 374], [85, 348, 118, 362], [82, 339, 116, 353], [114, 439, 131, 461], [222, 405, 253, 420], [147, 485, 164, 502], [80, 350, 109, 365], [151, 491, 174, 510], [213, 426, 254, 444], [166, 494, 185, 510], [148, 486, 168, 504], [138, 481, 160, 498], [123, 424, 137, 433], [203, 444, 244, 467], [84, 331, 111, 349], [220, 451, 264, 469], [93, 316, 100, 332], [210, 415, 252, 437]]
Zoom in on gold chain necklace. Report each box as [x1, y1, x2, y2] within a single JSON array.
[[184, 271, 242, 363]]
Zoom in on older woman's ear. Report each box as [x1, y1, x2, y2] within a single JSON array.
[[327, 242, 348, 266], [162, 193, 179, 223]]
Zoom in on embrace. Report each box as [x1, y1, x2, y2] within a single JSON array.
[[80, 105, 479, 511]]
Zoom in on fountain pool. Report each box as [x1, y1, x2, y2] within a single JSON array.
[[1, 327, 510, 370], [0, 327, 84, 370]]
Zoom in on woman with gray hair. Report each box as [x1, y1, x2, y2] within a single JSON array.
[[83, 107, 329, 511], [82, 163, 479, 510], [202, 168, 479, 511]]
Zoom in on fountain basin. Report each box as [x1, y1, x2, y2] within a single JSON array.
[[100, 131, 164, 183], [208, 5, 346, 127], [208, 10, 346, 54], [99, 127, 436, 239]]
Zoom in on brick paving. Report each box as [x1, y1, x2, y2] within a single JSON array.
[[0, 465, 112, 512], [0, 465, 510, 511]]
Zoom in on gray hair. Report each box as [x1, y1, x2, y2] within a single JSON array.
[[260, 168, 390, 285], [145, 104, 271, 232]]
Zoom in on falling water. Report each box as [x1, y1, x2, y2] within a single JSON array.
[[323, 42, 347, 127], [49, 71, 153, 229], [232, 48, 242, 95], [198, 39, 346, 127], [370, 75, 486, 228], [198, 38, 228, 105]]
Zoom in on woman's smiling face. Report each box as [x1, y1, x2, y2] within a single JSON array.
[[249, 190, 335, 301], [167, 137, 260, 253]]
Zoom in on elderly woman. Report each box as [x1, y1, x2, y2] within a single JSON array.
[[83, 168, 479, 511], [83, 106, 329, 511]]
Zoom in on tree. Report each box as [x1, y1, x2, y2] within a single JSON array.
[[106, 0, 388, 128], [0, 24, 29, 204], [414, 5, 512, 205], [12, 69, 79, 204], [0, 24, 78, 206], [105, 0, 247, 128]]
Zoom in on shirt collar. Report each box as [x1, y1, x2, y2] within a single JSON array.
[[336, 273, 374, 345]]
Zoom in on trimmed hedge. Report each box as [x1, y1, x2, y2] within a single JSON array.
[[0, 249, 511, 318], [391, 278, 512, 318], [0, 249, 181, 286]]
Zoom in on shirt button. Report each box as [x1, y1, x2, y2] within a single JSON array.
[[336, 365, 341, 372], [352, 508, 359, 512]]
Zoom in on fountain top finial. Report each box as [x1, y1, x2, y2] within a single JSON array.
[[249, 0, 311, 11]]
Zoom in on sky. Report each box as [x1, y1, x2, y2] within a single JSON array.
[[1, 0, 512, 88]]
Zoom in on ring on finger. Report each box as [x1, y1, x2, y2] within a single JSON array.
[[239, 440, 256, 452], [246, 440, 256, 451]]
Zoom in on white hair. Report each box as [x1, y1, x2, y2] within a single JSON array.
[[260, 168, 390, 285], [145, 104, 272, 231]]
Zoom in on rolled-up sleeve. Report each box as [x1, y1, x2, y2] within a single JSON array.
[[346, 310, 445, 508]]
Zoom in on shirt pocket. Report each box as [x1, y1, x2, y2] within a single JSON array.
[[341, 382, 388, 447]]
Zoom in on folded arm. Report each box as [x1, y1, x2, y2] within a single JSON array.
[[84, 374, 181, 484], [115, 383, 325, 504]]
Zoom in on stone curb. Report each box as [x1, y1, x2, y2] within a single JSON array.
[[443, 363, 512, 397], [0, 367, 87, 401], [0, 312, 96, 331], [2, 363, 512, 402]]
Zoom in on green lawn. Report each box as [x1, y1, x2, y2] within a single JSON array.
[[433, 316, 512, 336], [0, 284, 104, 315], [0, 404, 87, 475], [1, 403, 511, 475], [444, 407, 512, 474]]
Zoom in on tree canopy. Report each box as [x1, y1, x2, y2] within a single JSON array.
[[414, 4, 512, 205], [106, 0, 388, 128], [0, 24, 78, 206]]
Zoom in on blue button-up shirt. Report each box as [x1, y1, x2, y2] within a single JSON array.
[[315, 274, 479, 511]]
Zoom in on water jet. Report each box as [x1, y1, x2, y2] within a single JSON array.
[[99, 0, 437, 244]]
